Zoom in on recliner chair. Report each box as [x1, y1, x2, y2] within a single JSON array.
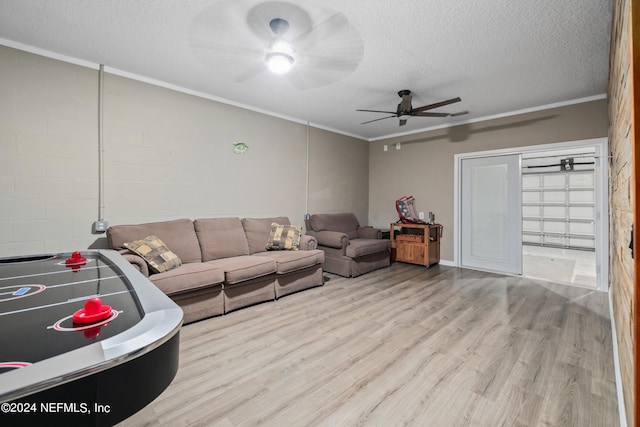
[[305, 213, 390, 277]]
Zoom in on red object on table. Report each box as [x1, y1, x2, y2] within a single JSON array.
[[73, 297, 112, 324], [66, 251, 87, 266]]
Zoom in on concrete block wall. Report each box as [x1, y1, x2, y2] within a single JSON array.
[[0, 45, 370, 257], [0, 48, 100, 255]]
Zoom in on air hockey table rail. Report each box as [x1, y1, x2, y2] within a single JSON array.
[[0, 249, 183, 426]]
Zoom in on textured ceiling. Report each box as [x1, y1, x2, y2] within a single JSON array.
[[0, 0, 612, 140]]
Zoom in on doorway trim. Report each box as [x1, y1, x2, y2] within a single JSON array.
[[453, 137, 609, 292]]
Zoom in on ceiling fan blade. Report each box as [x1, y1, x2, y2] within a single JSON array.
[[412, 112, 450, 117], [357, 109, 398, 114], [285, 68, 311, 90], [450, 110, 469, 117], [412, 97, 462, 113], [301, 54, 360, 72], [234, 62, 268, 83], [399, 119, 407, 126], [361, 115, 396, 124], [190, 37, 263, 57], [293, 13, 349, 49]]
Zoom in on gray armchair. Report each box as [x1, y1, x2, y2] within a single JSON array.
[[305, 213, 390, 277]]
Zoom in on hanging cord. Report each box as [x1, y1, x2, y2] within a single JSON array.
[[305, 121, 310, 219], [97, 64, 105, 222]]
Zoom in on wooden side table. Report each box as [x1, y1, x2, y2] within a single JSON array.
[[390, 223, 442, 267]]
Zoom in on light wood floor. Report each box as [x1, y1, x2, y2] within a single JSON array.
[[119, 263, 619, 427]]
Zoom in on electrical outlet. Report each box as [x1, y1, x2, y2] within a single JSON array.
[[93, 220, 109, 234], [418, 212, 424, 220]]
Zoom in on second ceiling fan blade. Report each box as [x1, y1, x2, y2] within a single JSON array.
[[356, 109, 398, 114], [412, 112, 450, 117], [361, 115, 396, 124], [412, 97, 462, 113]]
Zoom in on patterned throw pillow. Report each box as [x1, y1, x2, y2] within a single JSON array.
[[266, 223, 302, 251], [123, 235, 182, 274]]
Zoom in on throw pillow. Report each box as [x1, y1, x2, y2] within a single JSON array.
[[266, 223, 302, 251], [124, 235, 182, 274]]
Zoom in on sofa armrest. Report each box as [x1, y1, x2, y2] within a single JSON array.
[[118, 249, 150, 277], [306, 230, 348, 250], [357, 227, 382, 239], [299, 234, 318, 250]]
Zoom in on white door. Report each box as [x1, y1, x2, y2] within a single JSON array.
[[460, 154, 522, 274]]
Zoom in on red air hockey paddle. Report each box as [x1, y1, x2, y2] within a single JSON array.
[[65, 251, 87, 266], [65, 251, 87, 272], [73, 297, 112, 324]]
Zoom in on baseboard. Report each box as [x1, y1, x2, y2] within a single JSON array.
[[439, 259, 455, 267], [609, 290, 628, 427]]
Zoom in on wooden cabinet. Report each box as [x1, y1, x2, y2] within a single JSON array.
[[390, 223, 442, 267]]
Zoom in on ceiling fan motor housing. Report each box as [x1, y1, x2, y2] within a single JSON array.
[[269, 18, 290, 36]]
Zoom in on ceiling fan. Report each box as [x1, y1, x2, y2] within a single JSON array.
[[357, 90, 463, 126], [189, 1, 364, 90]]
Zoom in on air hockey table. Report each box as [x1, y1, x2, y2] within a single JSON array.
[[0, 249, 183, 426]]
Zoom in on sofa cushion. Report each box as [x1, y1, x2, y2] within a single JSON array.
[[256, 249, 324, 274], [345, 238, 390, 258], [107, 218, 202, 264], [205, 256, 276, 284], [242, 216, 290, 254], [123, 235, 182, 274], [309, 213, 360, 240], [149, 263, 225, 296], [194, 218, 250, 261], [266, 223, 302, 251]]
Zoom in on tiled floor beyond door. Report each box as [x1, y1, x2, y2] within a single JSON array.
[[522, 245, 597, 288]]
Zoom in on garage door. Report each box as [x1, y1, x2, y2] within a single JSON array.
[[522, 149, 595, 251]]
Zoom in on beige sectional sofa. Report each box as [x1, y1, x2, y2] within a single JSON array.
[[107, 216, 324, 324]]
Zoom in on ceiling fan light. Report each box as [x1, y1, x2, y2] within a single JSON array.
[[398, 114, 411, 120], [266, 52, 294, 74]]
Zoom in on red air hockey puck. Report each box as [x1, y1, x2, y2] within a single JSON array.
[[73, 297, 112, 324]]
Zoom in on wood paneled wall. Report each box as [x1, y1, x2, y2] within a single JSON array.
[[608, 0, 635, 425]]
